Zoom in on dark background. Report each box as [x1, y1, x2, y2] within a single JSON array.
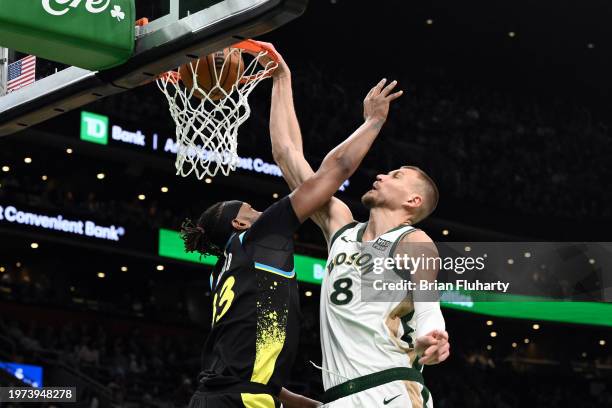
[[1, 0, 611, 407]]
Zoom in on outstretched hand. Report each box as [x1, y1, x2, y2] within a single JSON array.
[[363, 78, 403, 124], [240, 40, 290, 79], [415, 329, 450, 365]]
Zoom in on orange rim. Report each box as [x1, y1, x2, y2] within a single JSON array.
[[158, 39, 277, 86], [159, 70, 181, 84], [231, 39, 279, 84]]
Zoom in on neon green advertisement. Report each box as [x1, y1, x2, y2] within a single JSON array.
[[158, 228, 325, 285], [158, 229, 612, 327]]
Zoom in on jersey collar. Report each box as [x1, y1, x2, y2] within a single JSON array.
[[356, 222, 411, 242]]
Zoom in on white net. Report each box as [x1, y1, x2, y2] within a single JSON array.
[[157, 46, 277, 179]]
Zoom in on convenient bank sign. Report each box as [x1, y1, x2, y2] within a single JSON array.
[[0, 203, 125, 242], [79, 110, 350, 190]]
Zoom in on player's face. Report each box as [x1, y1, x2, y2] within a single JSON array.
[[235, 202, 262, 228], [361, 168, 422, 210]]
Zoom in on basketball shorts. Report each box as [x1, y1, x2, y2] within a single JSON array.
[[322, 380, 433, 408], [187, 391, 282, 408]]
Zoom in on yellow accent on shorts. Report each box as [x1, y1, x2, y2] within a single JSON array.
[[240, 393, 275, 408]]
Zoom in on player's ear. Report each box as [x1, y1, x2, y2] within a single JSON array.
[[232, 217, 250, 231], [402, 194, 422, 210]]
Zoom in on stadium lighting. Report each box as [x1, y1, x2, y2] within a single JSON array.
[[0, 266, 5, 273], [121, 266, 128, 272], [442, 229, 449, 236], [508, 31, 516, 38], [273, 193, 279, 199], [305, 290, 313, 297], [30, 243, 39, 249], [582, 352, 587, 357], [426, 19, 433, 25], [589, 258, 596, 265], [97, 272, 105, 278], [70, 286, 75, 292], [16, 262, 21, 268], [600, 340, 606, 346], [2, 166, 9, 172], [138, 194, 146, 200], [24, 157, 32, 164], [96, 173, 105, 180], [66, 148, 73, 154], [524, 252, 531, 258], [524, 338, 530, 344], [490, 331, 497, 338], [205, 178, 212, 184], [464, 246, 471, 252], [41, 175, 48, 181], [486, 320, 493, 326], [156, 265, 165, 271], [512, 342, 517, 348], [587, 43, 595, 49], [161, 186, 169, 193], [486, 345, 492, 350], [532, 323, 540, 330], [507, 259, 514, 265]]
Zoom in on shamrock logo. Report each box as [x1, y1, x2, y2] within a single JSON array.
[[110, 5, 125, 21]]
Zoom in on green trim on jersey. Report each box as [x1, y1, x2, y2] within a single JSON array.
[[388, 227, 417, 257], [389, 227, 418, 276], [329, 221, 359, 248], [356, 223, 367, 242], [321, 367, 425, 403], [355, 222, 412, 243]]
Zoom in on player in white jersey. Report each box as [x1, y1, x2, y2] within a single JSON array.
[[265, 45, 450, 407]]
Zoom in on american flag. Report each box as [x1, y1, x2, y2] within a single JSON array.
[[7, 55, 36, 93]]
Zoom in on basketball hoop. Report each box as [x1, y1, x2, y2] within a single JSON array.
[[156, 39, 279, 179]]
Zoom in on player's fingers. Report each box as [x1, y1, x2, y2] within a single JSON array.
[[437, 330, 449, 341], [438, 343, 450, 355], [370, 78, 387, 96], [438, 350, 450, 362], [387, 90, 404, 101], [380, 79, 398, 96], [419, 354, 434, 365], [425, 344, 438, 356], [420, 336, 439, 347]]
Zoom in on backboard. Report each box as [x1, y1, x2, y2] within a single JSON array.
[[0, 0, 307, 136]]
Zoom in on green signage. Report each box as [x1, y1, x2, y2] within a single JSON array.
[[0, 0, 135, 70], [157, 228, 612, 327], [80, 111, 109, 145], [158, 228, 326, 284], [441, 291, 612, 327]]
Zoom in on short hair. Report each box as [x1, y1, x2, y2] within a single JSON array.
[[401, 166, 439, 223]]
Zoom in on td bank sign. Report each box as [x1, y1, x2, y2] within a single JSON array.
[[80, 111, 145, 147], [78, 110, 350, 190]]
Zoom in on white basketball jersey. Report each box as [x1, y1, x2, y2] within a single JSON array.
[[320, 222, 421, 390]]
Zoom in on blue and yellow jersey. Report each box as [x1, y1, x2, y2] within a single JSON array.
[[197, 197, 301, 404]]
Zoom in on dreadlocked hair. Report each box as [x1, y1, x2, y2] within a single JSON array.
[[180, 218, 219, 257], [180, 201, 240, 257]]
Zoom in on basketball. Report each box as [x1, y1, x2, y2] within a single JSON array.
[[179, 48, 244, 100]]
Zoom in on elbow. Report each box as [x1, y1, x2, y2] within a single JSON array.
[[271, 144, 291, 164], [333, 154, 354, 180]]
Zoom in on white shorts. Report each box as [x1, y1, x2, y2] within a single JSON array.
[[322, 380, 433, 408]]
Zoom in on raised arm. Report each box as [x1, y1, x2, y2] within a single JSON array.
[[270, 67, 352, 241], [268, 45, 401, 240], [286, 78, 402, 225]]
